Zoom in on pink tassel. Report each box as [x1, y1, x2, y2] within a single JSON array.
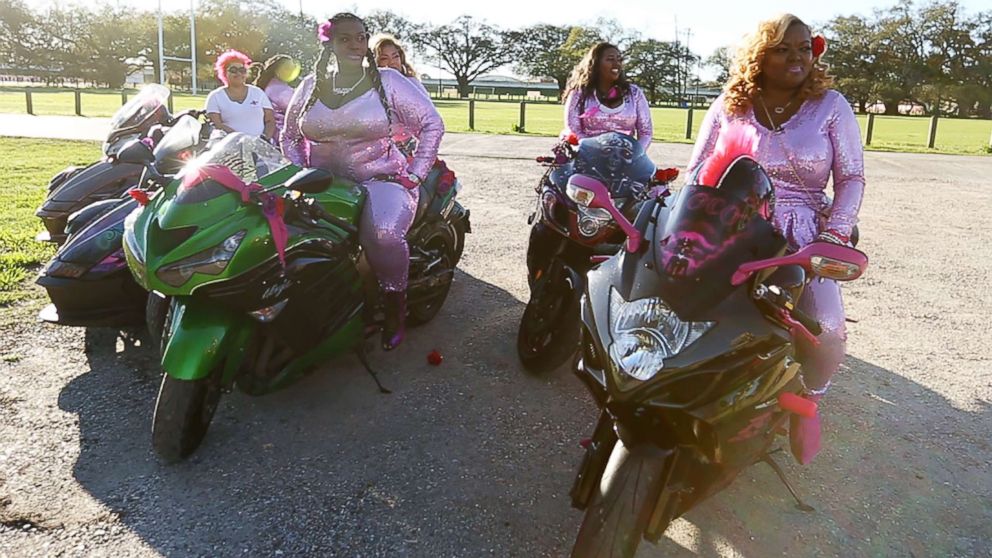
[[697, 121, 760, 187]]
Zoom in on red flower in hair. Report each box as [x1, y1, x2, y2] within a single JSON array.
[[812, 35, 827, 58]]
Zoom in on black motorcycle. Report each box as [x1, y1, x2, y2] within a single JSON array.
[[566, 156, 868, 557], [35, 85, 174, 245], [518, 132, 677, 373], [36, 113, 213, 327]]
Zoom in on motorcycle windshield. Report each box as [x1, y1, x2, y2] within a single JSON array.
[[175, 132, 289, 205], [552, 132, 655, 197], [654, 185, 785, 319], [154, 115, 201, 163], [108, 84, 170, 134]]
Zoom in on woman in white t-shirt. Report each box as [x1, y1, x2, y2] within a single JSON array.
[[205, 50, 276, 141]]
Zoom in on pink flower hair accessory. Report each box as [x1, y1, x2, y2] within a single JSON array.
[[317, 21, 334, 43]]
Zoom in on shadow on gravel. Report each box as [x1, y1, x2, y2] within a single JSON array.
[[57, 288, 992, 556], [56, 270, 591, 557], [640, 355, 992, 557]]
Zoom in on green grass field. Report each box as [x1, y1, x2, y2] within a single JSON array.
[[0, 137, 101, 305], [1, 87, 989, 155]]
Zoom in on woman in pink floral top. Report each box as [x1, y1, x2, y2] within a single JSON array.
[[562, 42, 653, 150]]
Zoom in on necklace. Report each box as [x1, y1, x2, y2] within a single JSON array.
[[757, 95, 789, 134], [331, 67, 367, 96]]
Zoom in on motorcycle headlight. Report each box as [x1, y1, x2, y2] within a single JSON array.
[[577, 206, 612, 237], [156, 230, 246, 287], [608, 287, 714, 381]]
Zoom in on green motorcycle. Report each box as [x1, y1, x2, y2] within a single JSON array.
[[118, 133, 470, 462]]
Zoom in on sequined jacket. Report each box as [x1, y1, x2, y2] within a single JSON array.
[[686, 90, 865, 249], [281, 68, 443, 183]]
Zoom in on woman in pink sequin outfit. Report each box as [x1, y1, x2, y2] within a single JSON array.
[[372, 34, 429, 156], [687, 14, 865, 464], [562, 42, 653, 150], [254, 55, 299, 144], [281, 13, 444, 350]]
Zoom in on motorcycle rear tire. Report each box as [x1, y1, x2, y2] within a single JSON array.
[[408, 223, 457, 326], [571, 443, 668, 558]]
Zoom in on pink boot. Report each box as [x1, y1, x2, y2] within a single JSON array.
[[790, 394, 823, 465], [381, 291, 407, 351]]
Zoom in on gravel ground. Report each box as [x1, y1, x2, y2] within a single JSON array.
[[1, 135, 990, 557]]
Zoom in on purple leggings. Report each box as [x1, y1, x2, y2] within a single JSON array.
[[359, 180, 419, 293]]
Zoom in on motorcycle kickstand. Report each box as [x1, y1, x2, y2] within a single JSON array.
[[354, 343, 392, 394], [761, 449, 815, 512]]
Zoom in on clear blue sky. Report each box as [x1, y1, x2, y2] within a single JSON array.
[[44, 0, 992, 79]]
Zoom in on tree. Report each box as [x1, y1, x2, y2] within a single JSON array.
[[0, 0, 40, 72], [625, 39, 680, 103], [513, 24, 601, 92], [413, 16, 515, 97], [363, 9, 415, 41], [823, 14, 879, 113], [592, 17, 640, 51], [706, 46, 732, 84], [873, 2, 931, 114]]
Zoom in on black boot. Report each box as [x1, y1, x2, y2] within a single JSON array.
[[381, 291, 407, 351]]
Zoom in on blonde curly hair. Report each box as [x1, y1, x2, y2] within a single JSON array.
[[723, 13, 833, 116], [371, 33, 417, 79]]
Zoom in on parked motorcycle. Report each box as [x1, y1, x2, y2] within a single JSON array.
[[566, 153, 868, 557], [35, 84, 172, 245], [117, 133, 470, 462], [518, 132, 678, 373], [36, 112, 213, 327]]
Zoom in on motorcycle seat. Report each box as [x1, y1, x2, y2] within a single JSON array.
[[413, 162, 446, 224]]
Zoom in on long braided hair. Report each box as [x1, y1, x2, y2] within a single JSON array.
[[303, 13, 393, 133], [563, 42, 631, 115]]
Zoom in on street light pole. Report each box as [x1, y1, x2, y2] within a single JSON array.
[[190, 0, 197, 94], [158, 0, 165, 84]]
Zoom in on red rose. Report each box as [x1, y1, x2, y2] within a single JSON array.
[[812, 35, 827, 58], [427, 349, 443, 366], [653, 167, 680, 184]]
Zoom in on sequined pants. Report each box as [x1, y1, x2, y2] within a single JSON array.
[[775, 201, 847, 393], [359, 180, 419, 293]]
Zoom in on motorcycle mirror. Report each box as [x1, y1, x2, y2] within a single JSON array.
[[284, 168, 334, 194], [116, 138, 155, 166], [565, 174, 642, 252], [731, 241, 868, 286]]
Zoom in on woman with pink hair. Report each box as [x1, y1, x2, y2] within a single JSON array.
[[204, 50, 276, 141]]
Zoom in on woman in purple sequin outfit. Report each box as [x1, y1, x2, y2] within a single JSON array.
[[281, 13, 444, 350], [254, 55, 299, 144], [687, 14, 865, 464], [562, 42, 653, 150]]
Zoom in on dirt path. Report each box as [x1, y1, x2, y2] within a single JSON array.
[[1, 136, 990, 557]]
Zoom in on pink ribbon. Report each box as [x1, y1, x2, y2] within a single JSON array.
[[181, 164, 289, 267]]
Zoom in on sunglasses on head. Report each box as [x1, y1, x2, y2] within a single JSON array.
[[226, 66, 247, 74]]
